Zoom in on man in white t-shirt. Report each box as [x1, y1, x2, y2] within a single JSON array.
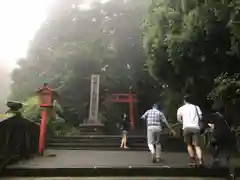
[[177, 95, 203, 167]]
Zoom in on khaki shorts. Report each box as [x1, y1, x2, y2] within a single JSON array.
[[183, 128, 201, 146]]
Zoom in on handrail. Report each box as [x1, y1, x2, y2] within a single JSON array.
[[0, 114, 40, 174]]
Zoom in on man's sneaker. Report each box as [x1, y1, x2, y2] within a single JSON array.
[[211, 159, 221, 167], [152, 154, 156, 163], [197, 163, 204, 168], [188, 158, 196, 167], [156, 157, 164, 163], [197, 158, 204, 168], [225, 155, 231, 166], [190, 158, 204, 168]]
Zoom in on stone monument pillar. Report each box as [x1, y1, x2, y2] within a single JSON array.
[[88, 74, 100, 124], [79, 74, 104, 134]]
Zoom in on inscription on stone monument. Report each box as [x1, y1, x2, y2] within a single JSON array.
[[89, 74, 100, 124]]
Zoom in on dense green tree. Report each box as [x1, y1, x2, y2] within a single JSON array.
[[10, 0, 240, 132], [21, 96, 63, 121], [10, 0, 159, 130], [143, 0, 240, 110], [21, 96, 67, 136]]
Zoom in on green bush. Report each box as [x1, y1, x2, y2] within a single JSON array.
[[54, 123, 80, 136], [21, 96, 63, 122], [21, 96, 70, 136]]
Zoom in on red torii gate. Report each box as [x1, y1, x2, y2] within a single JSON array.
[[106, 93, 137, 131]]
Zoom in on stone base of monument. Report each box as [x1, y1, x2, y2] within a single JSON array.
[[79, 123, 104, 135]]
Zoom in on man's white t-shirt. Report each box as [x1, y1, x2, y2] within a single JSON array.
[[177, 103, 202, 129]]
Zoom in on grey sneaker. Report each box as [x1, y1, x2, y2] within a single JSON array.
[[188, 157, 196, 167], [212, 158, 220, 167], [156, 157, 164, 163]]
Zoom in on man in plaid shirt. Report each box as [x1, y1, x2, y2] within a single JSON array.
[[141, 104, 175, 163]]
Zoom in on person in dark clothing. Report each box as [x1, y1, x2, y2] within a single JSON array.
[[208, 102, 235, 166], [120, 113, 129, 149]]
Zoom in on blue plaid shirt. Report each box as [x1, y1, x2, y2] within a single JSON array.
[[141, 108, 168, 130]]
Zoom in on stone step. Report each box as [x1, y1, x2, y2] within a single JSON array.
[[0, 177, 227, 180], [46, 146, 185, 152], [46, 135, 186, 151], [49, 135, 148, 139], [47, 147, 149, 151], [47, 139, 184, 145], [1, 166, 235, 177], [47, 138, 147, 143], [46, 143, 185, 152], [48, 134, 177, 139], [47, 142, 147, 147], [48, 135, 180, 142]]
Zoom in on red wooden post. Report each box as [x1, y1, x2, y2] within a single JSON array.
[[38, 110, 47, 155], [129, 94, 134, 131], [107, 93, 136, 131], [36, 83, 54, 156]]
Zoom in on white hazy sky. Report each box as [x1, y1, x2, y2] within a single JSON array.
[[0, 0, 54, 70], [0, 0, 128, 70]]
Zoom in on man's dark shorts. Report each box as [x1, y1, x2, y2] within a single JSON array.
[[183, 127, 201, 146]]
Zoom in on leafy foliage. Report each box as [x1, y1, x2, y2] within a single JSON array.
[[21, 96, 68, 136], [209, 73, 240, 101], [10, 0, 162, 131], [21, 96, 63, 122], [143, 0, 240, 108], [9, 0, 240, 134]]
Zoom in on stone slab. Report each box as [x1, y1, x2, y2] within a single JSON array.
[[1, 177, 228, 180], [2, 150, 240, 178]]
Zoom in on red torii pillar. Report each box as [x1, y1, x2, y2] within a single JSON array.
[[107, 93, 137, 131], [36, 83, 54, 156]]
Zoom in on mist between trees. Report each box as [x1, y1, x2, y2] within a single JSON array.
[[2, 0, 240, 134]]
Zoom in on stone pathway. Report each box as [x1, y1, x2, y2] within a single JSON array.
[[1, 177, 227, 180], [7, 149, 240, 169], [8, 150, 206, 168], [4, 150, 240, 179]]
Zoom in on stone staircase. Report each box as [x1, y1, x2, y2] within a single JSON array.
[[47, 135, 186, 152]]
